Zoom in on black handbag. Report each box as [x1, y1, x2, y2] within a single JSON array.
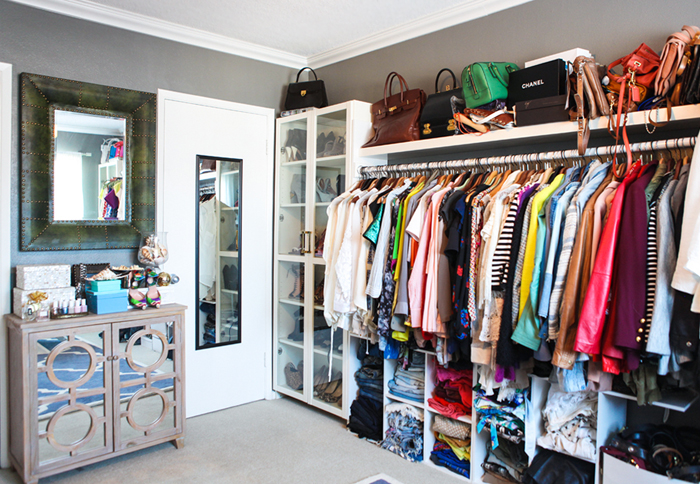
[[419, 68, 463, 139], [284, 67, 329, 111]]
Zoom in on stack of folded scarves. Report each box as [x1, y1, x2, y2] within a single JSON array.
[[430, 414, 471, 478], [474, 387, 527, 444], [387, 352, 425, 403], [537, 383, 597, 461], [348, 342, 383, 441], [428, 363, 473, 419], [381, 403, 424, 462]]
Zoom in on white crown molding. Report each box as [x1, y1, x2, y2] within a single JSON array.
[[307, 0, 533, 68], [9, 0, 531, 69], [7, 0, 308, 69]]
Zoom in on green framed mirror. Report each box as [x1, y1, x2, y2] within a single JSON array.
[[20, 73, 156, 251]]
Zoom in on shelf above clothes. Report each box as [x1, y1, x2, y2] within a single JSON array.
[[358, 104, 700, 161]]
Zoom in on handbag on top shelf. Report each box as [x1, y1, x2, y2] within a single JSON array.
[[284, 67, 329, 111], [419, 68, 463, 139], [362, 72, 426, 148], [461, 62, 519, 109]]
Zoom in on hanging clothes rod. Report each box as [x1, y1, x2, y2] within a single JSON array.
[[358, 136, 696, 178]]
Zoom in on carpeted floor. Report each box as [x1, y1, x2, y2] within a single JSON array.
[[0, 397, 464, 484]]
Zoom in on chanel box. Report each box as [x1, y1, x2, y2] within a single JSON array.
[[507, 59, 567, 109], [513, 95, 570, 127], [15, 264, 72, 290], [13, 287, 76, 316]]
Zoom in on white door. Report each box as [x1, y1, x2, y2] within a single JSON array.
[[156, 90, 275, 417]]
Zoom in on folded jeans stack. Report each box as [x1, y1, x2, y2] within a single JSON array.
[[428, 364, 473, 419], [381, 403, 424, 462], [349, 342, 383, 440], [537, 383, 597, 461], [388, 353, 425, 403], [430, 414, 472, 478]]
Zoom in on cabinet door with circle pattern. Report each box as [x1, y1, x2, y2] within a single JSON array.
[[112, 316, 183, 450], [30, 324, 114, 471]]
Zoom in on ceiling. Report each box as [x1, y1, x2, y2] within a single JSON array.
[[11, 0, 531, 68]]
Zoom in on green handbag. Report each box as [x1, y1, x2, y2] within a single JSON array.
[[461, 62, 519, 108]]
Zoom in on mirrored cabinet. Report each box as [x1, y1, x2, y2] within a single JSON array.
[[7, 305, 186, 484], [273, 101, 371, 418], [196, 157, 241, 349]]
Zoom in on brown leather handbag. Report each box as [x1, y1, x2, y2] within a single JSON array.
[[362, 72, 426, 148]]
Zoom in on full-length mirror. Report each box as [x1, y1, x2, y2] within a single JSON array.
[[196, 156, 241, 349], [52, 109, 128, 221]]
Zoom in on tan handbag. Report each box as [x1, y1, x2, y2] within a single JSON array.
[[362, 72, 426, 148], [572, 56, 609, 155]]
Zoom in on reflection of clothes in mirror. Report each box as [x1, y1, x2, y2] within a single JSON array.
[[99, 178, 122, 220], [199, 198, 217, 299], [100, 138, 124, 164]]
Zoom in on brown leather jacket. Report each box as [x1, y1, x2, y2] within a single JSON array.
[[552, 172, 613, 369]]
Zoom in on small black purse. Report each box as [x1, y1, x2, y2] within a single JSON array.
[[419, 68, 463, 139], [284, 67, 329, 111]]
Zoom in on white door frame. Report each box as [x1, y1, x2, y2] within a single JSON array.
[[0, 61, 12, 469], [156, 90, 276, 416]]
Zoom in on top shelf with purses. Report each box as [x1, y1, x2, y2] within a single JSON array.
[[358, 104, 700, 162]]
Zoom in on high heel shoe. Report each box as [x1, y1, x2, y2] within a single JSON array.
[[324, 178, 337, 199], [288, 265, 304, 300], [316, 178, 334, 203], [128, 271, 147, 309], [146, 269, 161, 308]]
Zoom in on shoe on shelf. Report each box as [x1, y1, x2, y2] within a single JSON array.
[[284, 361, 303, 390], [316, 132, 327, 155], [324, 178, 337, 199], [316, 178, 334, 203], [318, 131, 334, 157], [323, 135, 346, 157], [287, 265, 304, 300]]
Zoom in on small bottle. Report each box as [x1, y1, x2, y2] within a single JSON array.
[[81, 298, 88, 313], [51, 301, 59, 318], [37, 302, 50, 321]]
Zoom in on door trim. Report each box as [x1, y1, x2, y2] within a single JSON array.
[[0, 61, 13, 468]]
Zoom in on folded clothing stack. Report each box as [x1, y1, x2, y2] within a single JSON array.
[[537, 383, 597, 461], [388, 351, 425, 403], [482, 439, 528, 483], [348, 342, 383, 440], [381, 403, 424, 462], [474, 387, 527, 444], [428, 363, 473, 419], [430, 414, 471, 478]]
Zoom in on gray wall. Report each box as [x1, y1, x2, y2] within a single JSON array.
[[317, 0, 700, 106], [0, 0, 295, 268], [2, 0, 699, 268]]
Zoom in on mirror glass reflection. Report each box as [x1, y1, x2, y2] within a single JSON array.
[[52, 109, 127, 221], [197, 156, 242, 349]]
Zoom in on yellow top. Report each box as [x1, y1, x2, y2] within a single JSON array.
[[518, 174, 564, 318]]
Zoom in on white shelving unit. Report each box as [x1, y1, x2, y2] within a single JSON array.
[[273, 100, 373, 419], [342, 104, 700, 483]]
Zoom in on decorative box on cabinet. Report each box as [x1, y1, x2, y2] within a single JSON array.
[[273, 101, 373, 418], [6, 304, 186, 484]]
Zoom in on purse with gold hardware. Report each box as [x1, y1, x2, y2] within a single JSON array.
[[419, 68, 463, 139], [284, 67, 328, 111], [362, 72, 426, 148]]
